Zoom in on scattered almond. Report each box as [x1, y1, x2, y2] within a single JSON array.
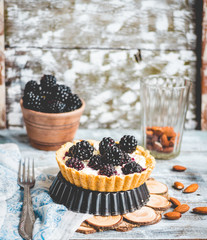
[[192, 207, 207, 215], [173, 181, 184, 190], [170, 197, 181, 207], [173, 204, 190, 214], [172, 165, 186, 172], [183, 183, 199, 193], [164, 212, 181, 220]]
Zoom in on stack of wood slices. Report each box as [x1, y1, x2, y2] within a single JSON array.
[[77, 163, 207, 234], [77, 178, 171, 234]]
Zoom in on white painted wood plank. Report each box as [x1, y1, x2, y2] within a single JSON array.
[[5, 0, 196, 50], [4, 0, 198, 130]]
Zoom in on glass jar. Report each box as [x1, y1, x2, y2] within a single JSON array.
[[140, 75, 192, 159]]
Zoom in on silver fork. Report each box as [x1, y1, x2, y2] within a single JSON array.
[[18, 158, 35, 240]]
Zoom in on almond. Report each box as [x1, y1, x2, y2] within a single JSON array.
[[173, 204, 190, 214], [163, 147, 174, 153], [170, 197, 181, 207], [151, 126, 164, 136], [152, 135, 159, 142], [163, 126, 176, 137], [164, 212, 181, 220], [146, 130, 154, 138], [192, 207, 207, 215], [183, 183, 199, 193], [160, 134, 169, 147], [172, 165, 187, 172], [146, 144, 153, 150], [169, 137, 175, 147], [173, 181, 184, 190], [152, 141, 163, 152]]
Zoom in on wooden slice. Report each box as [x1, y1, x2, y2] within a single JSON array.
[[150, 213, 162, 225], [76, 222, 97, 234], [86, 215, 123, 230], [114, 221, 135, 232], [147, 177, 155, 181], [146, 180, 168, 195], [146, 194, 171, 211], [123, 206, 158, 225]]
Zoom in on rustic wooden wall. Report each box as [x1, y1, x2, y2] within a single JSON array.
[[4, 0, 198, 129], [0, 0, 6, 128], [202, 0, 207, 130]]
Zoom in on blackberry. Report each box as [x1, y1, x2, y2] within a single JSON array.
[[99, 137, 115, 155], [65, 157, 84, 171], [43, 100, 66, 113], [40, 75, 57, 89], [39, 86, 54, 103], [54, 84, 72, 102], [121, 161, 143, 175], [24, 80, 39, 94], [71, 140, 94, 160], [120, 152, 132, 166], [98, 164, 117, 177], [104, 145, 122, 166], [23, 91, 42, 111], [66, 94, 82, 111], [119, 135, 138, 153], [68, 145, 76, 157], [88, 155, 101, 170]]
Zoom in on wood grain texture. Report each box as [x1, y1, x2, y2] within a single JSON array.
[[201, 0, 207, 130], [5, 0, 196, 50], [0, 129, 206, 239], [0, 0, 6, 128], [4, 0, 198, 129], [5, 48, 197, 129]]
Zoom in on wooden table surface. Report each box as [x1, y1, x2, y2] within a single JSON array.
[[0, 129, 207, 239]]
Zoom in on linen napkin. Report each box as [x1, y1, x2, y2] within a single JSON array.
[[0, 143, 91, 240]]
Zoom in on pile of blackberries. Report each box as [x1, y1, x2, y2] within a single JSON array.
[[23, 75, 82, 113], [64, 136, 144, 177]]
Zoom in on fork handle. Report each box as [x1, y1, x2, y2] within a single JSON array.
[[19, 186, 35, 240]]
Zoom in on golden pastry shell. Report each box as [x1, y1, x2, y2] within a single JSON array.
[[56, 140, 156, 192]]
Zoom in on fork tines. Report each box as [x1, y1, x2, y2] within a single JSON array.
[[18, 158, 35, 184]]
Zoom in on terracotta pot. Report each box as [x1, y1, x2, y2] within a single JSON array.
[[20, 99, 85, 151]]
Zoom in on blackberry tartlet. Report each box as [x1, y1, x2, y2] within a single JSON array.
[[56, 136, 156, 192]]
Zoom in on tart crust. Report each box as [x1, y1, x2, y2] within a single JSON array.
[[56, 140, 156, 192]]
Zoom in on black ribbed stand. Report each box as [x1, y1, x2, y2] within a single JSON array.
[[49, 172, 150, 216]]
